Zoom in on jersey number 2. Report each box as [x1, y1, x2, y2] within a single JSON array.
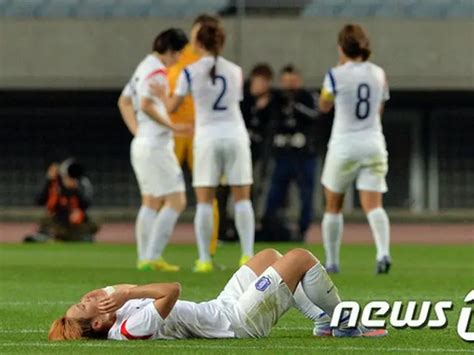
[[355, 83, 370, 120], [213, 75, 228, 111]]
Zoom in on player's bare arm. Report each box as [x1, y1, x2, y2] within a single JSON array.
[[149, 81, 185, 114], [140, 97, 175, 129], [318, 92, 334, 113], [98, 282, 181, 319], [118, 95, 138, 135]]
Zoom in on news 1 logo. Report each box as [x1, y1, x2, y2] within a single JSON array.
[[331, 290, 474, 342]]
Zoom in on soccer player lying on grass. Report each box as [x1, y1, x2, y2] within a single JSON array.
[[49, 248, 387, 340]]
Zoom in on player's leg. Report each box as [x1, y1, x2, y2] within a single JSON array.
[[357, 156, 390, 274], [192, 139, 220, 272], [145, 191, 186, 272], [210, 197, 220, 257], [130, 141, 159, 267], [322, 188, 345, 273], [239, 249, 386, 338], [224, 138, 255, 266], [231, 185, 255, 266], [194, 187, 216, 272], [139, 145, 187, 271], [217, 248, 329, 335], [320, 151, 358, 273], [243, 248, 331, 335], [135, 195, 159, 264]]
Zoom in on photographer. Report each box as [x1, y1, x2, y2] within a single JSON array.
[[261, 65, 319, 242], [24, 158, 98, 242], [241, 63, 278, 200]]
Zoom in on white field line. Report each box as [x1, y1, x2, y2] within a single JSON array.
[[0, 342, 471, 353], [0, 301, 74, 306]]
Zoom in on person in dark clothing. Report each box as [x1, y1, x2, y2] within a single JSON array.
[[24, 158, 99, 242], [241, 63, 278, 199], [262, 65, 320, 242]]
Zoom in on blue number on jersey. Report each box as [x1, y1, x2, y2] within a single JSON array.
[[355, 83, 370, 120], [212, 75, 228, 111]]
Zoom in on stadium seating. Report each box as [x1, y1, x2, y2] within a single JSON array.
[[0, 0, 472, 19]]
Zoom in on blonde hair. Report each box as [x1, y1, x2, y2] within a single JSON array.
[[48, 317, 87, 341]]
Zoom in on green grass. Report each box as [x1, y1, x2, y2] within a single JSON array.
[[0, 243, 473, 354]]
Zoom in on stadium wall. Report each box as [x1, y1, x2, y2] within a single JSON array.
[[0, 18, 473, 89]]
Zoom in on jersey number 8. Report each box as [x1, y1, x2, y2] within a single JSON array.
[[213, 75, 228, 111], [355, 83, 370, 120]]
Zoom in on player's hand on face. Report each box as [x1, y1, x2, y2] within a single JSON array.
[[98, 290, 128, 314], [81, 288, 107, 302], [149, 82, 167, 100]]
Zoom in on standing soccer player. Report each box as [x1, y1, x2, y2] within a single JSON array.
[[156, 22, 255, 272], [117, 29, 190, 272], [319, 24, 391, 274], [166, 14, 222, 259]]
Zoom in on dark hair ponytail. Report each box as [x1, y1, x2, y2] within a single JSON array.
[[338, 24, 371, 61], [196, 22, 226, 84]]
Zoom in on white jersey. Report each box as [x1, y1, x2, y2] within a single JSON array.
[[107, 298, 234, 340], [175, 56, 248, 142], [322, 61, 389, 142], [122, 54, 172, 145]]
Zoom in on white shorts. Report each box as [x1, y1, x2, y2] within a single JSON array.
[[217, 266, 294, 338], [193, 137, 253, 187], [130, 138, 185, 197], [321, 137, 388, 193]]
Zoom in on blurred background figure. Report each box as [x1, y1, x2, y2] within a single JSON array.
[[24, 159, 97, 243], [260, 65, 319, 242], [241, 63, 278, 203]]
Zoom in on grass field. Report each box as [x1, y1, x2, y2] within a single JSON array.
[[0, 242, 473, 354]]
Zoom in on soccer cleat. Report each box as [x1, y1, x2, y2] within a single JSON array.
[[193, 260, 214, 273], [137, 259, 180, 272], [239, 255, 251, 267], [313, 311, 333, 336], [313, 323, 332, 337], [376, 256, 391, 274], [325, 264, 340, 274], [332, 325, 388, 338]]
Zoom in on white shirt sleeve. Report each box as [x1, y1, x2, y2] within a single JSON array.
[[121, 81, 133, 97], [174, 68, 191, 97], [140, 72, 168, 100], [119, 303, 163, 340], [322, 69, 336, 96], [382, 72, 390, 102], [238, 68, 244, 102]]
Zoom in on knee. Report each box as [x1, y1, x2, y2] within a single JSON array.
[[259, 248, 283, 261], [285, 248, 319, 267], [168, 193, 187, 213]]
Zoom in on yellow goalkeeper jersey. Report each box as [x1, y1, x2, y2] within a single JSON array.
[[167, 44, 200, 124]]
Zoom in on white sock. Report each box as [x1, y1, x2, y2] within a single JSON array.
[[294, 283, 331, 325], [301, 263, 342, 317], [322, 213, 343, 266], [195, 203, 213, 262], [367, 207, 390, 261], [234, 200, 255, 257], [146, 207, 180, 260], [135, 205, 156, 261]]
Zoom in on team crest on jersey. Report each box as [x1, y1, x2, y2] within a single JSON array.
[[255, 276, 271, 291]]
